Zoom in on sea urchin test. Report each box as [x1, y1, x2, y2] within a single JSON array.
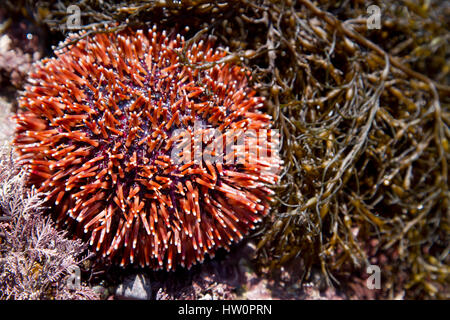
[[13, 27, 281, 270]]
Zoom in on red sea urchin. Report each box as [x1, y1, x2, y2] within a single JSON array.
[[13, 27, 281, 270]]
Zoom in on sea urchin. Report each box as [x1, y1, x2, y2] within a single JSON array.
[[13, 27, 281, 270]]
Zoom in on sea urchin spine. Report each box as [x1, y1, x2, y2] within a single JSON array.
[[13, 27, 281, 270]]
